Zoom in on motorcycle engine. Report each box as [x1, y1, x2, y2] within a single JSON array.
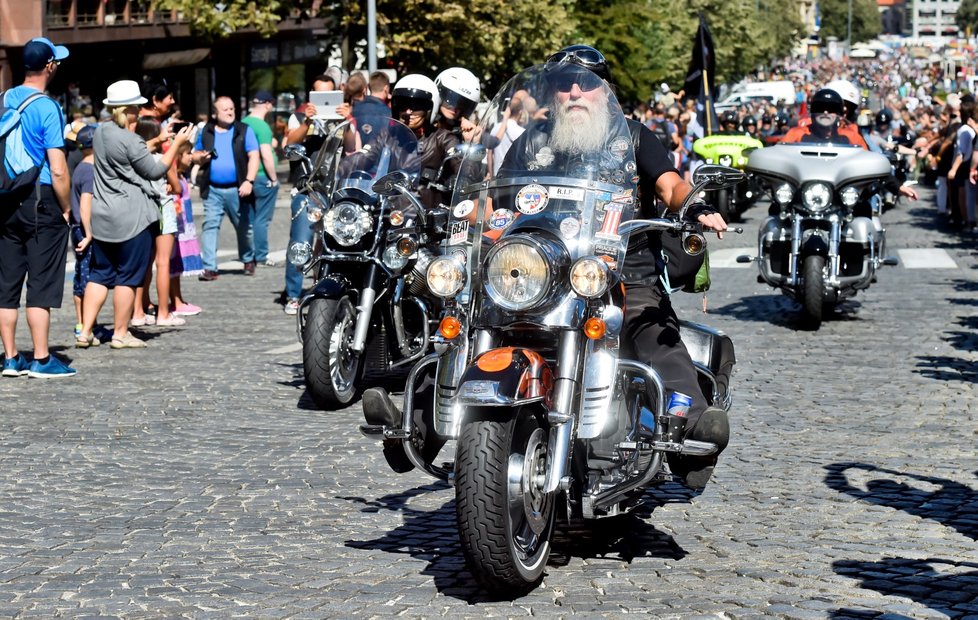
[[407, 247, 437, 298]]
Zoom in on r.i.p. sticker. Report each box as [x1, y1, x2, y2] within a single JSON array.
[[515, 184, 549, 215]]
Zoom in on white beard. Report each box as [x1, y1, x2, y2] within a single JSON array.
[[550, 94, 611, 155]]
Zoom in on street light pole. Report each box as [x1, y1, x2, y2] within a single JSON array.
[[368, 0, 377, 72], [847, 0, 853, 54]]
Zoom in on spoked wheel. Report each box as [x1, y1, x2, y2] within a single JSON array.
[[455, 408, 555, 594], [303, 296, 363, 409], [802, 254, 827, 328]]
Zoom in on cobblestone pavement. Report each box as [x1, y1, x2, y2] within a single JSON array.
[[0, 185, 976, 619]]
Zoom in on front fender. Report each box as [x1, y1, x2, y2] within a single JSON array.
[[455, 347, 554, 408], [311, 275, 355, 301], [801, 230, 829, 256]]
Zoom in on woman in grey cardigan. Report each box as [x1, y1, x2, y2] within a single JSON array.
[[77, 80, 193, 349]]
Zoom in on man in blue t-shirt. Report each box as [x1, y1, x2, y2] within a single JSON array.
[[191, 96, 260, 280], [0, 37, 76, 378]]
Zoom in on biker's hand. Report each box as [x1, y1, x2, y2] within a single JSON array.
[[460, 118, 481, 143], [898, 185, 919, 200], [697, 212, 728, 240]]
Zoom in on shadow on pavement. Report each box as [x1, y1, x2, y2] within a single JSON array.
[[342, 481, 688, 602], [825, 463, 978, 617], [830, 557, 978, 619], [707, 293, 864, 329], [824, 462, 978, 541]]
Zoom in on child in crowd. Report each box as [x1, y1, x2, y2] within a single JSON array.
[[168, 142, 203, 315], [131, 118, 186, 327], [70, 125, 104, 346]]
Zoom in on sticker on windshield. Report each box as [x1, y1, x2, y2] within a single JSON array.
[[612, 189, 633, 204], [488, 208, 514, 230], [559, 217, 581, 239], [608, 137, 630, 161], [515, 184, 549, 215], [595, 202, 623, 240], [449, 220, 469, 245], [453, 199, 475, 218], [550, 186, 585, 202]]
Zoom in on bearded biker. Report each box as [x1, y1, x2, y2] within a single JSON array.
[[499, 45, 732, 488]]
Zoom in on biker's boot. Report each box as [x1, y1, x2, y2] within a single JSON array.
[[362, 387, 415, 473], [668, 407, 730, 489]]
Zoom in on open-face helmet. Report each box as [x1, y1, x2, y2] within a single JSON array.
[[875, 108, 894, 130], [721, 109, 739, 126], [434, 67, 481, 119], [391, 74, 440, 124]]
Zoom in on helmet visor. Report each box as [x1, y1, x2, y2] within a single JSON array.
[[439, 88, 477, 118], [810, 99, 841, 115], [392, 88, 433, 118]]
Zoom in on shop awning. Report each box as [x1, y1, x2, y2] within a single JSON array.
[[142, 48, 211, 70]]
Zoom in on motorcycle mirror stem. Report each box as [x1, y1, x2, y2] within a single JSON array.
[[372, 171, 429, 228]]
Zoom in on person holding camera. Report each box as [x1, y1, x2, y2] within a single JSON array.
[[191, 96, 260, 281]]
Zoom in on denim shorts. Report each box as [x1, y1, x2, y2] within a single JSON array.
[[160, 200, 178, 235], [71, 225, 92, 298]]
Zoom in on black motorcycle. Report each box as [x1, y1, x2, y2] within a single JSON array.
[[285, 116, 448, 409]]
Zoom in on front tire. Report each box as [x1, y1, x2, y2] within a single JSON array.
[[802, 254, 826, 328], [303, 296, 363, 409], [455, 408, 555, 594], [714, 188, 732, 222]]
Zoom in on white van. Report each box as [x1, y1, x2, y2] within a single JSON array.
[[715, 80, 797, 111]]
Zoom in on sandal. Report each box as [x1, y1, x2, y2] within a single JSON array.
[[75, 333, 100, 349], [155, 315, 186, 327], [110, 333, 147, 349]]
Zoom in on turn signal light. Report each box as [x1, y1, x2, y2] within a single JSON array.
[[583, 317, 606, 340], [397, 236, 418, 256], [439, 316, 462, 339]]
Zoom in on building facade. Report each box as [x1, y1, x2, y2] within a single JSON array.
[[0, 0, 333, 120], [911, 0, 962, 41]]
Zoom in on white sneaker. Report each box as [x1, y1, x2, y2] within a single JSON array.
[[284, 299, 299, 315]]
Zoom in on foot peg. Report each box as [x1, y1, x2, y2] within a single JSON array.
[[361, 387, 415, 474], [881, 256, 898, 266], [735, 254, 755, 264], [680, 439, 718, 456]]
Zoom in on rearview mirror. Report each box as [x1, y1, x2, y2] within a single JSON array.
[[693, 164, 746, 190], [372, 170, 411, 196], [283, 144, 308, 162]]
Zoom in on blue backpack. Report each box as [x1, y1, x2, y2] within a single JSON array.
[[0, 91, 49, 195]]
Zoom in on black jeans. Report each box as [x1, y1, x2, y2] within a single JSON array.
[[621, 280, 707, 423]]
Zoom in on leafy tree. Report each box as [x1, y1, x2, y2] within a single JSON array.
[[957, 0, 978, 34], [818, 0, 882, 44], [154, 0, 286, 38]]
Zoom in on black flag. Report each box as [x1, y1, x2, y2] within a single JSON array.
[[682, 13, 719, 136]]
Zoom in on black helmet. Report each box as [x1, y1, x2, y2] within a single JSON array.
[[721, 110, 739, 125], [809, 88, 844, 116], [743, 115, 756, 126], [761, 113, 773, 124], [546, 44, 611, 83], [875, 108, 894, 129]]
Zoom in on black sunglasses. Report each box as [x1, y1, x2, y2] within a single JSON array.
[[551, 70, 604, 93]]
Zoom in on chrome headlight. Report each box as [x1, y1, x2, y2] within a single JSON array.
[[288, 241, 312, 267], [802, 182, 832, 213], [426, 256, 466, 298], [382, 245, 409, 270], [774, 183, 794, 205], [719, 154, 733, 167], [484, 238, 553, 311], [840, 186, 860, 207], [570, 257, 610, 298], [323, 201, 373, 246]]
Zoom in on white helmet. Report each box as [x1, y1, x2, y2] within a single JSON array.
[[824, 79, 860, 120], [434, 67, 481, 118], [392, 74, 440, 124]]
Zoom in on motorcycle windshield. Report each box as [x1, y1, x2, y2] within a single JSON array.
[[334, 116, 421, 196], [445, 64, 637, 305]]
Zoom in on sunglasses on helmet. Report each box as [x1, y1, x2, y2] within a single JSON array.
[[546, 48, 607, 70], [550, 70, 604, 93]]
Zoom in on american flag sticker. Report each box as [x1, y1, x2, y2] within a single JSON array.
[[595, 202, 623, 240]]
